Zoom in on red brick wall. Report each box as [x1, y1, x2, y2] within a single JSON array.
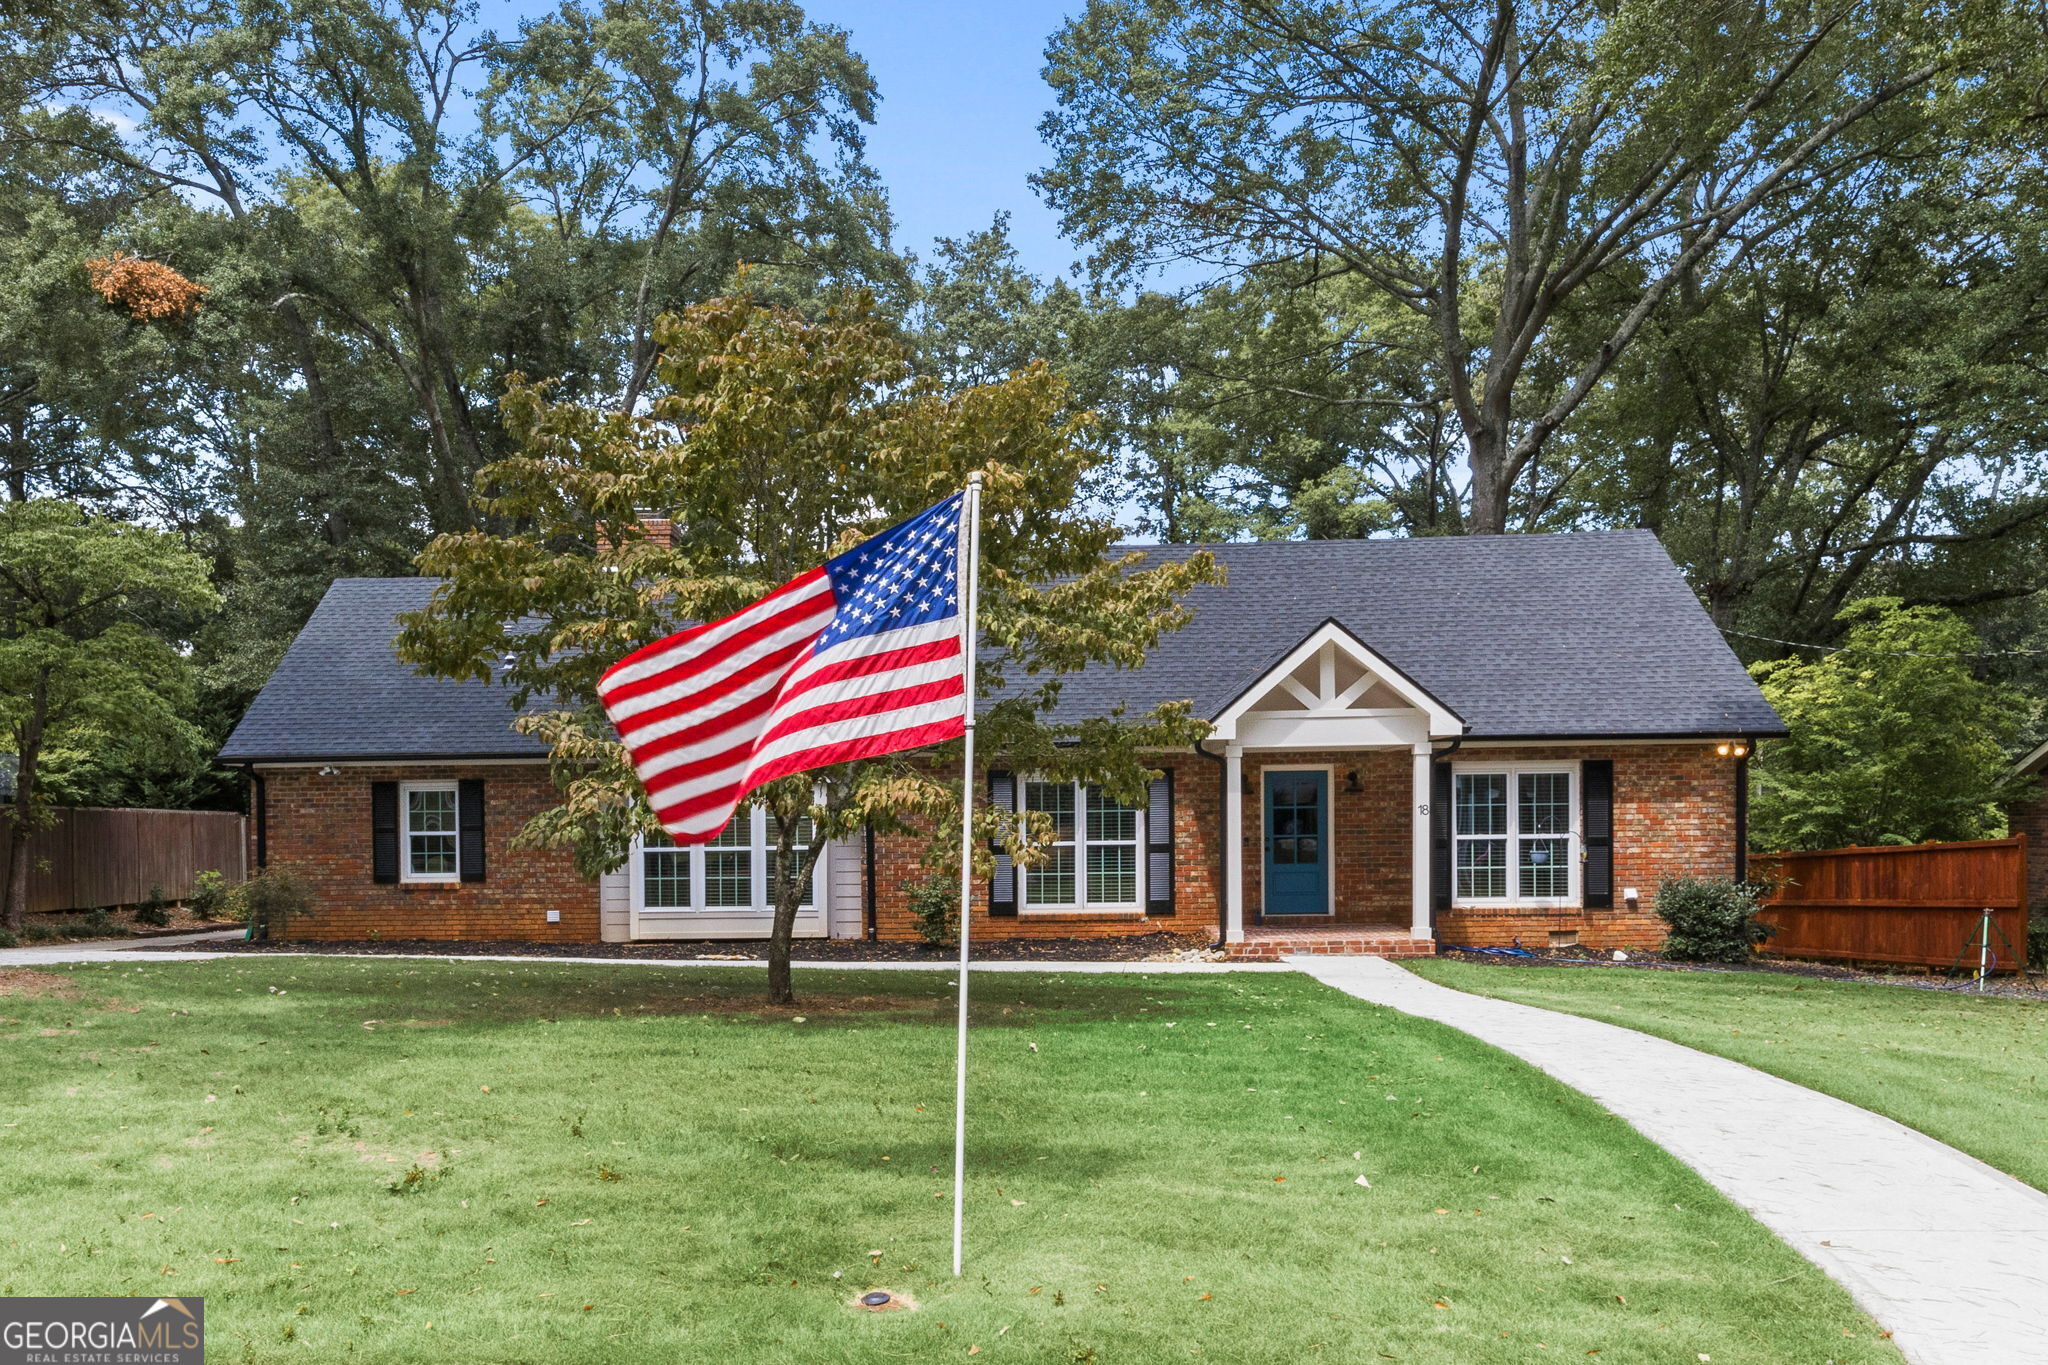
[[255, 765, 599, 941], [1238, 749, 1412, 924], [1434, 744, 1740, 950], [868, 753, 1224, 942], [252, 742, 1739, 949]]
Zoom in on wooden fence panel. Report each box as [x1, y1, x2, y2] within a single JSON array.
[[0, 807, 246, 915], [1756, 837, 2029, 971]]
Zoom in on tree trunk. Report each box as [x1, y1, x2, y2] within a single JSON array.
[[763, 811, 831, 1007], [1466, 426, 1513, 535], [2, 680, 47, 933]]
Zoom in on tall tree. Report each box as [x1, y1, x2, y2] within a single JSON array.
[[1038, 0, 1987, 533], [1571, 156, 2048, 641], [9, 0, 896, 532], [1749, 599, 2034, 850], [397, 291, 1220, 1003], [0, 501, 216, 930]]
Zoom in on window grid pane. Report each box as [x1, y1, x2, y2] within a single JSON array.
[[408, 789, 455, 831], [642, 849, 690, 907], [1457, 838, 1507, 899], [1026, 845, 1075, 905], [1085, 789, 1137, 844], [1519, 772, 1571, 835], [1520, 837, 1570, 898], [1455, 774, 1506, 836], [1087, 845, 1136, 904], [704, 813, 751, 906], [1024, 782, 1075, 840], [410, 835, 457, 876]]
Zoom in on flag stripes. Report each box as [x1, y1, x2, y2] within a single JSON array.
[[599, 495, 968, 842]]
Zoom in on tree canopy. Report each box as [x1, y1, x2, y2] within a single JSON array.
[[1749, 600, 2034, 851], [396, 290, 1220, 1000], [0, 0, 2043, 820], [0, 500, 217, 928]]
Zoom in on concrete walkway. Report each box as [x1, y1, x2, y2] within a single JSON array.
[[1295, 955, 2048, 1365]]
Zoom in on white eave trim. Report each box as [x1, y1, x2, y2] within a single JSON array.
[[2016, 736, 2048, 777], [1207, 618, 1464, 745]]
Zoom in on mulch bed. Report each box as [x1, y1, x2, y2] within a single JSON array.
[[141, 931, 1222, 964], [1436, 943, 2048, 1000]]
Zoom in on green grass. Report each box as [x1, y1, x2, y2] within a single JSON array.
[[1411, 960, 2048, 1193], [0, 958, 1898, 1364]]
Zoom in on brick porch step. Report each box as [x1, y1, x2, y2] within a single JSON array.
[[1225, 924, 1437, 961]]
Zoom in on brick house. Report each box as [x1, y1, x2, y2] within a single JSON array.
[[219, 531, 1781, 956]]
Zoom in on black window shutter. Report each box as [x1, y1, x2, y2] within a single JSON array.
[[1145, 771, 1175, 917], [1430, 762, 1453, 912], [987, 769, 1016, 917], [371, 781, 399, 884], [1582, 759, 1614, 908], [458, 778, 487, 883]]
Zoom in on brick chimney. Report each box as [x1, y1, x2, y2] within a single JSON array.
[[597, 510, 674, 553]]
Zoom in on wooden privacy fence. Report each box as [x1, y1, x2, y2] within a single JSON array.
[[0, 807, 246, 916], [1756, 837, 2029, 971]]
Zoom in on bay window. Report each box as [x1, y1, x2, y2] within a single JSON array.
[[630, 808, 820, 913], [1452, 765, 1578, 905]]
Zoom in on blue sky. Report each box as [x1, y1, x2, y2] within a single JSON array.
[[795, 1, 1083, 281]]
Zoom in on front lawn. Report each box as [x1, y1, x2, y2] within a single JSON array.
[[1411, 961, 2048, 1192], [0, 959, 1897, 1363]]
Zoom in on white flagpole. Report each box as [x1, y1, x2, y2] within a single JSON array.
[[951, 471, 984, 1278]]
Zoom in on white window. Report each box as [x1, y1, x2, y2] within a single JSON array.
[[1015, 780, 1142, 911], [1452, 765, 1578, 905], [401, 782, 460, 882], [631, 808, 821, 913]]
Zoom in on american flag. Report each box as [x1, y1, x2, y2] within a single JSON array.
[[598, 493, 968, 842]]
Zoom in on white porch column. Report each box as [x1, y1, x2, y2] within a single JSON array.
[[1224, 743, 1245, 943], [1410, 742, 1433, 939]]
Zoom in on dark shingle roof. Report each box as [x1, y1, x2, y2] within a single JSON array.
[[1039, 530, 1783, 738], [220, 531, 1781, 762], [219, 579, 550, 763]]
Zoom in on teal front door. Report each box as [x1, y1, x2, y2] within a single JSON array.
[[1263, 770, 1329, 916]]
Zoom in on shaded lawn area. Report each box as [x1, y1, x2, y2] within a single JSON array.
[[0, 960, 1898, 1364], [1411, 961, 2048, 1193]]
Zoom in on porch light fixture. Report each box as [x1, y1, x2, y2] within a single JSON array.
[[1714, 740, 1751, 759], [1344, 769, 1362, 793]]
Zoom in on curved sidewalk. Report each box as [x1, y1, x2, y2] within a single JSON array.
[[1295, 957, 2048, 1365]]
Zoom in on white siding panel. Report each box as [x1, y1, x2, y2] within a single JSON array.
[[600, 866, 631, 943], [827, 838, 864, 939]]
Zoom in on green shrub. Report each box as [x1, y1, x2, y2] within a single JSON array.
[[239, 867, 315, 938], [63, 907, 128, 939], [1656, 877, 1776, 963], [188, 869, 237, 921], [136, 883, 171, 927], [908, 876, 957, 948], [2028, 910, 2048, 971], [18, 920, 59, 943], [0, 928, 17, 949]]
